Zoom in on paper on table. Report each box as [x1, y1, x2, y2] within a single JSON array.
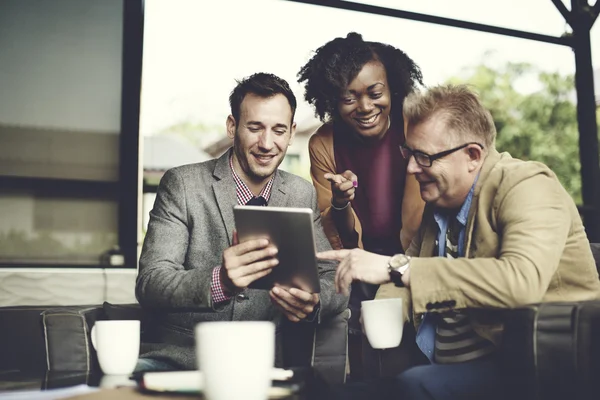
[[141, 371, 200, 393], [142, 368, 294, 393], [0, 384, 99, 400]]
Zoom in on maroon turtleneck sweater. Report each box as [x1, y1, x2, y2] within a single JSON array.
[[332, 117, 408, 256]]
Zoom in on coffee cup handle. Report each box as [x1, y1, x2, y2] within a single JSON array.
[[90, 324, 97, 350]]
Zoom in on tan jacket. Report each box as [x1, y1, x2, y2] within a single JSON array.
[[377, 149, 600, 345], [308, 123, 425, 251]]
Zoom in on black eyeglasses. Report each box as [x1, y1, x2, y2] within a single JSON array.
[[399, 142, 484, 167]]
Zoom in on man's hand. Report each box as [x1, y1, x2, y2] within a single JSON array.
[[324, 170, 358, 209], [269, 286, 319, 322], [317, 249, 390, 296], [221, 230, 278, 294]]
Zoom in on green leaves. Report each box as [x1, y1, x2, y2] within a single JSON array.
[[447, 61, 589, 204]]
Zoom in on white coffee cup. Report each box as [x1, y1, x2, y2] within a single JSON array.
[[91, 320, 140, 375], [196, 321, 275, 400], [361, 298, 404, 349]]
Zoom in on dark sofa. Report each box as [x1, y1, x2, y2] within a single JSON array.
[[0, 302, 350, 386], [2, 244, 598, 393]]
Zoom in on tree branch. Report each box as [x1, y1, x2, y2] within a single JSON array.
[[552, 0, 573, 26]]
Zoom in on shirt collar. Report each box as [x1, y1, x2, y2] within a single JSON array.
[[456, 175, 478, 225], [229, 153, 274, 205]]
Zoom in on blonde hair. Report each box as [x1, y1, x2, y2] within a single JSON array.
[[402, 84, 496, 149]]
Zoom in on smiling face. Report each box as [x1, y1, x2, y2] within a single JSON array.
[[337, 61, 391, 140], [405, 115, 483, 209], [227, 93, 296, 193]]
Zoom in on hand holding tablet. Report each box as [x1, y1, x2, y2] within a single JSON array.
[[220, 232, 279, 293]]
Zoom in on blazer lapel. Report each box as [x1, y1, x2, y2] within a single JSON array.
[[464, 149, 502, 257], [420, 207, 438, 257], [268, 170, 288, 207], [212, 149, 237, 245]]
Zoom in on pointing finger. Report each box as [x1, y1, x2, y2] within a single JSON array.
[[324, 173, 346, 185], [317, 250, 350, 261], [341, 171, 358, 188]]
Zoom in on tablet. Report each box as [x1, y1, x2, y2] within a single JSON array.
[[233, 205, 321, 293]]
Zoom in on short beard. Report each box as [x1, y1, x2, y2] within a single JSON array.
[[232, 131, 282, 183]]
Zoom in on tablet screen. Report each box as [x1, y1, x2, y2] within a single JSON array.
[[233, 205, 321, 293]]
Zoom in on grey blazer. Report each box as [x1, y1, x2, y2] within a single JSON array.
[[136, 149, 348, 369]]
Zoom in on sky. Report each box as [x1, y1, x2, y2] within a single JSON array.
[[140, 0, 599, 136]]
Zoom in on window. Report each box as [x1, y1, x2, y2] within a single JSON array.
[[0, 190, 118, 265], [140, 0, 596, 232], [0, 0, 142, 268]]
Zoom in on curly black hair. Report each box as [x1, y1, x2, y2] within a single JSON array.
[[297, 32, 423, 123]]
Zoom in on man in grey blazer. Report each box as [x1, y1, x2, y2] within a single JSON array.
[[135, 72, 348, 371]]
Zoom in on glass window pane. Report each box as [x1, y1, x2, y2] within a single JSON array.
[[0, 0, 123, 182], [140, 0, 594, 218], [140, 0, 581, 175], [0, 126, 120, 181], [142, 193, 157, 236], [0, 0, 125, 267], [0, 191, 118, 265]]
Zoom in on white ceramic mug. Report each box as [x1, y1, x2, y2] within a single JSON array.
[[91, 320, 140, 375], [361, 298, 404, 349], [196, 321, 275, 400]]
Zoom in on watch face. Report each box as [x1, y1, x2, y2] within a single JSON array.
[[389, 254, 410, 269]]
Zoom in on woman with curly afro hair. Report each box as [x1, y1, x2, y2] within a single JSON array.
[[298, 32, 426, 380]]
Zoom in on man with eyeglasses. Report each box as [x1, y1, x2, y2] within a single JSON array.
[[317, 84, 600, 399]]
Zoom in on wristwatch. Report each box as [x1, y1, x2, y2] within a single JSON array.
[[388, 254, 411, 287]]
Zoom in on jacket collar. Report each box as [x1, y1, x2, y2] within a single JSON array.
[[473, 148, 502, 198], [211, 148, 289, 245]]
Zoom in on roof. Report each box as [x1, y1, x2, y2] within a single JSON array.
[[143, 135, 211, 171]]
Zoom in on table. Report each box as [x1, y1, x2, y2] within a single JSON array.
[[65, 386, 301, 399], [67, 387, 196, 399], [0, 369, 322, 399], [0, 370, 101, 392]]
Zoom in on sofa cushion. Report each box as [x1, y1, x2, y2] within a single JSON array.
[[102, 302, 160, 343], [102, 302, 143, 321], [42, 307, 103, 372], [0, 306, 49, 373], [312, 308, 350, 385]]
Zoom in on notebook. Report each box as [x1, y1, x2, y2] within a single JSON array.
[[140, 368, 294, 394]]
